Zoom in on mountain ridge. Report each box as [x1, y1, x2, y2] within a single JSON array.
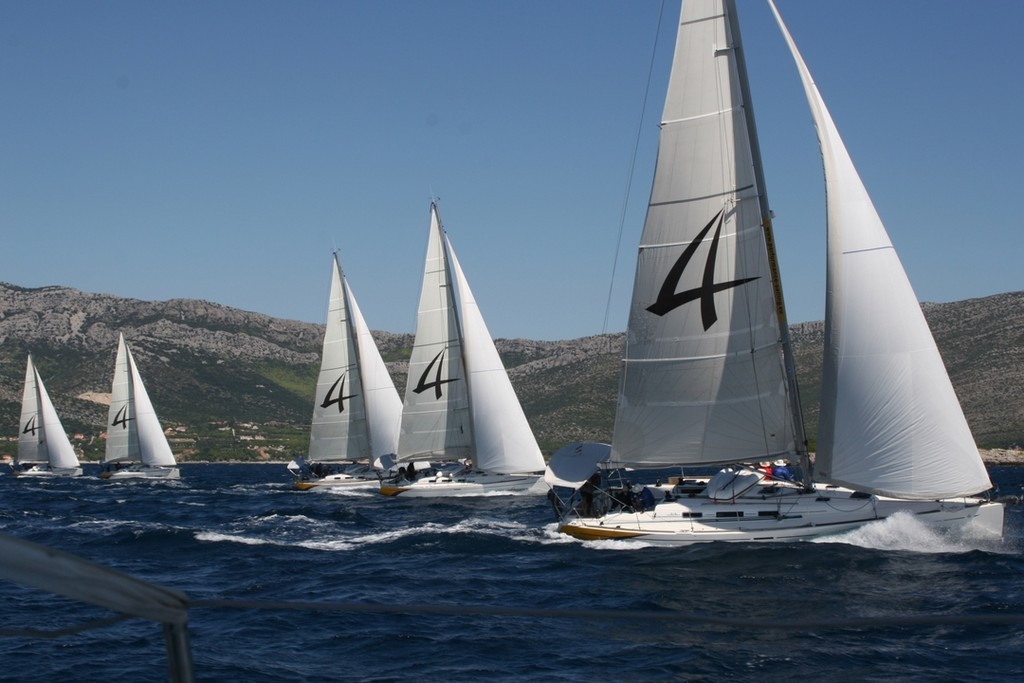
[[1, 282, 1021, 461]]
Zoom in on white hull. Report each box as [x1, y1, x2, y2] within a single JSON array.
[[294, 472, 381, 491], [381, 471, 545, 498], [559, 482, 1003, 546], [102, 465, 180, 480], [12, 465, 83, 478]]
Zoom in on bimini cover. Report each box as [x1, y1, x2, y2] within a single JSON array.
[[544, 442, 612, 488]]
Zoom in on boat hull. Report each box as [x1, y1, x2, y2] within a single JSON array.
[[558, 488, 1003, 546], [294, 474, 381, 491], [101, 466, 180, 480], [12, 465, 83, 478], [380, 472, 545, 498]]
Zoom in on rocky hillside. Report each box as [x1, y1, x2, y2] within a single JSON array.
[[0, 283, 1021, 460]]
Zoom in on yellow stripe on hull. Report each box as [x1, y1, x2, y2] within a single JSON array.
[[293, 481, 317, 491], [558, 524, 647, 540], [379, 486, 409, 497]]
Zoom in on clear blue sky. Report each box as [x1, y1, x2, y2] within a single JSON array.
[[3, 1, 1021, 340]]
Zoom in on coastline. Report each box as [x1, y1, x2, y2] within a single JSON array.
[[16, 451, 1021, 468], [979, 448, 1024, 465]]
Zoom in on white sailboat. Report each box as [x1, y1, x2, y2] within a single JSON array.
[[380, 202, 546, 497], [550, 0, 1003, 544], [101, 334, 180, 480], [288, 253, 403, 490], [12, 354, 83, 477]]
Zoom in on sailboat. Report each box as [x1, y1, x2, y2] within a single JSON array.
[[100, 334, 180, 480], [288, 253, 403, 490], [12, 354, 83, 477], [549, 0, 1003, 544], [380, 202, 546, 497]]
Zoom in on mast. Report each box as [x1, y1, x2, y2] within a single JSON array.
[[726, 0, 810, 484]]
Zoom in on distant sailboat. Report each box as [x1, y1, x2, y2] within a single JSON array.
[[380, 202, 545, 497], [12, 354, 83, 477], [101, 334, 180, 480], [549, 0, 1002, 544], [288, 253, 403, 490]]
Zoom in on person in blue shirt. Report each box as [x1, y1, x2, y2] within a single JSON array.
[[771, 459, 794, 481]]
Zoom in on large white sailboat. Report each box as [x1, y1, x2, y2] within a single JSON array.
[[12, 354, 83, 477], [550, 0, 1003, 544], [380, 203, 546, 497], [288, 253, 403, 490], [101, 334, 180, 480]]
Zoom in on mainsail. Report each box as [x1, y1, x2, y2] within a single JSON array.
[[397, 204, 473, 461], [610, 0, 802, 468], [104, 334, 176, 468], [768, 0, 991, 499], [308, 254, 401, 462]]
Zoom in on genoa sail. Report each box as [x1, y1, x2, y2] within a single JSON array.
[[768, 0, 991, 499]]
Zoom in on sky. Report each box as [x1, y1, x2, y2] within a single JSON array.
[[3, 1, 1021, 341]]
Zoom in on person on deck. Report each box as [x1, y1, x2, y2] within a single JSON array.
[[771, 460, 794, 481]]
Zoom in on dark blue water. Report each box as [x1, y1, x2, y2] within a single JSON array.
[[1, 464, 1023, 682]]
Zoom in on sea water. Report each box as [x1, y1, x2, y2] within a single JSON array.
[[0, 464, 1022, 682]]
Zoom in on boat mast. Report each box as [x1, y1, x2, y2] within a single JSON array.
[[725, 0, 811, 484]]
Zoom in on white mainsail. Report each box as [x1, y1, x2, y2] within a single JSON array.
[[18, 355, 80, 471], [610, 0, 801, 468], [768, 0, 991, 499], [104, 334, 176, 468], [397, 204, 474, 461], [308, 254, 402, 463], [397, 203, 544, 474]]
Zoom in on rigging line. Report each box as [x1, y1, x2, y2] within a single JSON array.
[[188, 598, 1024, 631], [601, 0, 666, 336]]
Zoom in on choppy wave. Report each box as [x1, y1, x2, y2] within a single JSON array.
[[1, 463, 1021, 683], [816, 511, 1009, 554]]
